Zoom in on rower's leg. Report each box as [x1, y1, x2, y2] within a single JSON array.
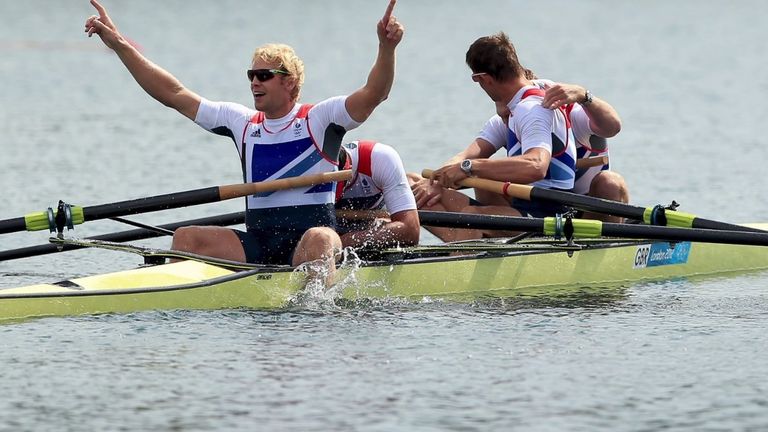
[[292, 227, 342, 286], [448, 205, 523, 240], [419, 188, 474, 242], [474, 188, 510, 206], [171, 226, 246, 261], [583, 171, 630, 222]]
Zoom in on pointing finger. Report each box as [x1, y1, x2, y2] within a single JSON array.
[[90, 0, 108, 17], [381, 0, 396, 26]]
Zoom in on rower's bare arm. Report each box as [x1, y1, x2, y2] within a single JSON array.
[[541, 82, 621, 138], [439, 139, 495, 167], [471, 148, 551, 184], [85, 0, 201, 120], [581, 97, 622, 138], [346, 0, 404, 122], [341, 209, 420, 248]]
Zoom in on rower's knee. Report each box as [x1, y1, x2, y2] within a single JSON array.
[[590, 171, 629, 203], [294, 227, 341, 264], [171, 226, 206, 251]]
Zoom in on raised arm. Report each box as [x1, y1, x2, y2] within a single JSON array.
[[541, 82, 622, 138], [345, 0, 404, 122], [85, 0, 201, 120]]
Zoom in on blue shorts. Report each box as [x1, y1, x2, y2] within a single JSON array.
[[233, 204, 337, 265]]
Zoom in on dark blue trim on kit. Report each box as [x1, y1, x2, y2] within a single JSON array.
[[211, 126, 236, 143]]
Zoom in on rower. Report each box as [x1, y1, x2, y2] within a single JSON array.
[[84, 0, 404, 279], [411, 31, 577, 241], [536, 80, 628, 222], [335, 140, 420, 248]]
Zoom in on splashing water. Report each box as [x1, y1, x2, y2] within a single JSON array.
[[286, 247, 363, 310]]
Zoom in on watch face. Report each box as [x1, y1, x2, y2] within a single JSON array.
[[461, 159, 472, 173]]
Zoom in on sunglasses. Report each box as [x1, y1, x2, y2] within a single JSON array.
[[247, 68, 289, 82], [471, 72, 488, 82]]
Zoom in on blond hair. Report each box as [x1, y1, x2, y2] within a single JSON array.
[[252, 43, 305, 101]]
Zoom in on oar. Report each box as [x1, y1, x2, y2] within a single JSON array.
[[416, 211, 768, 246], [0, 212, 245, 262], [576, 155, 609, 169], [421, 169, 763, 233], [0, 171, 352, 235]]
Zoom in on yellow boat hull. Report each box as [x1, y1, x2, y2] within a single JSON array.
[[3, 230, 768, 322]]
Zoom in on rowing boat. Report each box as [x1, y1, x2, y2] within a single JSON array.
[[2, 222, 768, 322], [3, 172, 768, 322]]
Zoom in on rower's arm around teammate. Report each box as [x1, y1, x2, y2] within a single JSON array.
[[542, 82, 629, 221]]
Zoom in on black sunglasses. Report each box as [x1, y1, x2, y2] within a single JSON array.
[[247, 68, 289, 82]]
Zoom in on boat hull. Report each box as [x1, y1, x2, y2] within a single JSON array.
[[3, 231, 768, 322]]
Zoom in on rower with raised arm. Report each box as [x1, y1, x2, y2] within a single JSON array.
[[335, 140, 420, 249], [410, 32, 577, 241], [539, 81, 628, 222], [84, 0, 404, 272]]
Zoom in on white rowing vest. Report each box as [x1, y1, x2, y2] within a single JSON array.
[[239, 104, 339, 210]]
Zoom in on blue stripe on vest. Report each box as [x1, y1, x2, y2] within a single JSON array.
[[253, 148, 326, 198], [507, 130, 575, 182], [250, 137, 315, 182], [305, 182, 334, 194], [553, 150, 576, 181]]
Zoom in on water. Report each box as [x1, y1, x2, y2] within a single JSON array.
[[1, 0, 768, 430]]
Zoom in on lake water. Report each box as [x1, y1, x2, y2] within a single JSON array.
[[1, 1, 767, 430]]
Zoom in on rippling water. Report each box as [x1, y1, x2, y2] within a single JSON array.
[[2, 1, 768, 430]]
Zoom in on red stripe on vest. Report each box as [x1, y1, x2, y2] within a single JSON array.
[[335, 151, 352, 202], [356, 140, 375, 177]]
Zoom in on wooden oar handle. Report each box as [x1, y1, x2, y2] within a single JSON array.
[[218, 170, 353, 201], [575, 155, 609, 170], [420, 169, 533, 200]]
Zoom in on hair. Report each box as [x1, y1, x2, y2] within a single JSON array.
[[523, 68, 537, 80], [252, 43, 305, 101], [465, 32, 523, 81]]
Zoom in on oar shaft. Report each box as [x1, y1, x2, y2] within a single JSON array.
[[575, 156, 609, 169], [419, 211, 768, 246], [0, 217, 26, 235], [416, 210, 544, 231], [0, 212, 245, 261], [421, 169, 763, 233], [0, 170, 352, 234], [218, 170, 352, 200], [598, 222, 768, 246]]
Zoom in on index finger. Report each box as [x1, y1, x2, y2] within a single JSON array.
[[381, 0, 396, 25], [90, 0, 107, 18]]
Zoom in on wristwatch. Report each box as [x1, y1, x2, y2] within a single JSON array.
[[460, 159, 473, 176], [582, 89, 593, 106]]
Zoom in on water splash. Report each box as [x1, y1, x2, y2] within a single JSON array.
[[286, 247, 363, 310]]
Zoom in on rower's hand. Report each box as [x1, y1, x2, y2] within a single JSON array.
[[409, 174, 443, 208], [430, 163, 467, 190], [541, 82, 587, 109], [377, 0, 404, 49], [84, 0, 123, 50]]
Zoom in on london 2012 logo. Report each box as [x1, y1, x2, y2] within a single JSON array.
[[633, 242, 691, 269]]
